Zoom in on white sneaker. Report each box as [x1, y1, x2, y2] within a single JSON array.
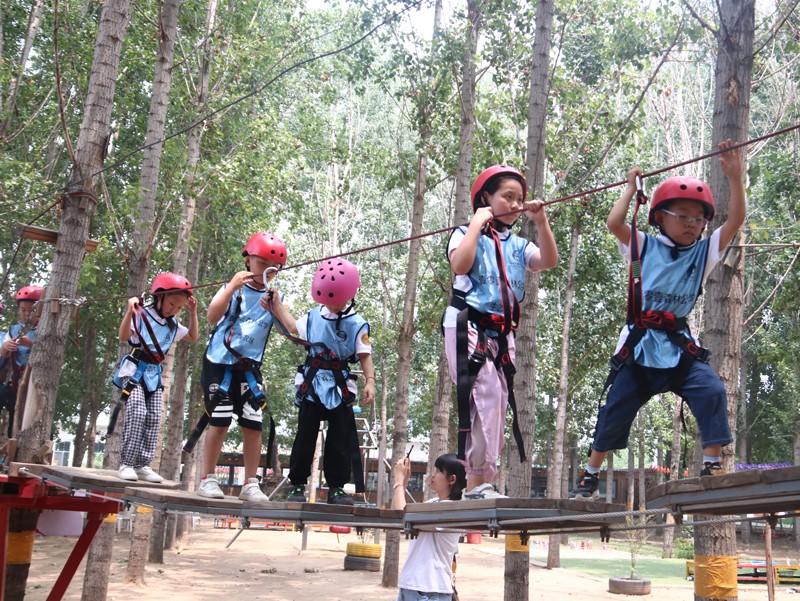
[[239, 477, 268, 502], [118, 465, 138, 481], [135, 466, 164, 483], [462, 483, 507, 500], [197, 475, 224, 499]]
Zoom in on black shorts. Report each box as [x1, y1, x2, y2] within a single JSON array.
[[201, 355, 264, 431]]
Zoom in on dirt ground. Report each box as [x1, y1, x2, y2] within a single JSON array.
[[23, 521, 798, 601]]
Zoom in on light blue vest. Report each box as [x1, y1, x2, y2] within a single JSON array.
[[299, 307, 367, 410], [455, 227, 529, 317], [633, 235, 709, 368], [205, 284, 274, 365], [113, 306, 178, 392]]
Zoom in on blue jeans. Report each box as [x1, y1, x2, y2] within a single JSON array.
[[397, 589, 453, 601], [593, 361, 732, 451]]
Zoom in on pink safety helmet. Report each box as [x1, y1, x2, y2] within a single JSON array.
[[312, 258, 361, 305], [649, 176, 716, 226], [470, 165, 528, 212], [151, 273, 193, 296], [241, 232, 287, 264], [16, 285, 44, 303]]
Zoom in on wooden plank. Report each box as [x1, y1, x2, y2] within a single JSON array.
[[125, 486, 243, 511], [699, 469, 762, 491], [8, 462, 46, 477], [41, 465, 179, 492], [760, 465, 800, 484]]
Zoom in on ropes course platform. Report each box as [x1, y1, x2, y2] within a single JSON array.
[[402, 498, 629, 538], [123, 486, 404, 529], [646, 466, 800, 517]]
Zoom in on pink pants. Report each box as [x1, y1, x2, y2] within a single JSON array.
[[443, 326, 515, 481]]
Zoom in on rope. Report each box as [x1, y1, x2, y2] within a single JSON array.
[[7, 123, 800, 308]]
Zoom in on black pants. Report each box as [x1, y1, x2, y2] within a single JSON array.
[[289, 400, 353, 489]]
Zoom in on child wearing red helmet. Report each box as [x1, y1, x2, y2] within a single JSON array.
[[572, 140, 745, 500], [114, 273, 198, 482], [0, 285, 44, 436], [269, 257, 376, 505], [444, 165, 558, 499], [197, 232, 286, 501]]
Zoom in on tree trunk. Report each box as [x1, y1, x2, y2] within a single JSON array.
[[606, 453, 614, 503], [382, 148, 427, 588], [7, 2, 133, 600], [546, 220, 580, 569], [72, 319, 98, 466], [505, 2, 554, 599], [695, 2, 754, 599], [427, 0, 477, 482], [663, 393, 682, 558], [123, 0, 182, 580]]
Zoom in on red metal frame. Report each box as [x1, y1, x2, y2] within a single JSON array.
[[0, 474, 120, 601]]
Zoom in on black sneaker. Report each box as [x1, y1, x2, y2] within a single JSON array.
[[327, 487, 354, 506], [700, 462, 725, 477], [571, 470, 600, 500], [287, 485, 307, 503]]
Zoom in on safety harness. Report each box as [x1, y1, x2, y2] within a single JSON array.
[[184, 289, 275, 461], [269, 296, 366, 494], [451, 224, 527, 464], [0, 320, 35, 437], [600, 177, 710, 403], [107, 304, 175, 436]]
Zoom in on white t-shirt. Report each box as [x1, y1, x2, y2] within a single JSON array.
[[442, 228, 539, 328], [398, 498, 460, 594]]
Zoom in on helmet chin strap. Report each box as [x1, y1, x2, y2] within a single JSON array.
[[335, 299, 356, 331], [658, 228, 700, 260]]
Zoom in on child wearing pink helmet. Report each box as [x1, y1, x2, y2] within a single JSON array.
[[269, 257, 376, 505], [444, 165, 558, 499], [0, 285, 44, 436], [572, 140, 745, 499], [113, 273, 198, 482]]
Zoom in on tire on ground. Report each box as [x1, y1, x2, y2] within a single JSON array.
[[343, 555, 381, 572], [345, 542, 382, 559], [608, 577, 651, 595]]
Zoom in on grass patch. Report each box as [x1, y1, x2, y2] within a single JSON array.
[[557, 557, 690, 585]]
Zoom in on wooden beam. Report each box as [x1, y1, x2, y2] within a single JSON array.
[[15, 224, 98, 252]]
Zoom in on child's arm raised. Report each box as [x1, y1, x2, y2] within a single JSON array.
[[265, 290, 298, 334], [118, 297, 139, 341], [206, 271, 252, 323], [607, 167, 642, 246], [449, 207, 494, 274], [182, 296, 200, 342], [525, 200, 558, 270], [717, 139, 746, 250]]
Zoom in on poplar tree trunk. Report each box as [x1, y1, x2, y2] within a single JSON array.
[[505, 2, 553, 598], [382, 0, 441, 587], [427, 0, 477, 481], [5, 1, 134, 600], [72, 319, 98, 466], [695, 2, 754, 599], [123, 0, 183, 581], [546, 220, 580, 569]]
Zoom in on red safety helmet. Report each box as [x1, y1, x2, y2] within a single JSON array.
[[312, 258, 361, 305], [470, 165, 528, 212], [151, 273, 193, 296], [241, 232, 287, 264], [16, 285, 44, 303], [649, 176, 715, 226]]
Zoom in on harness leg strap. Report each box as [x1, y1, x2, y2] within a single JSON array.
[[455, 309, 486, 461]]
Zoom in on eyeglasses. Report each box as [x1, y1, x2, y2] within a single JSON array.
[[659, 209, 709, 227]]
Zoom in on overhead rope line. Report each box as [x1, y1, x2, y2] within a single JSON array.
[[28, 122, 800, 310]]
